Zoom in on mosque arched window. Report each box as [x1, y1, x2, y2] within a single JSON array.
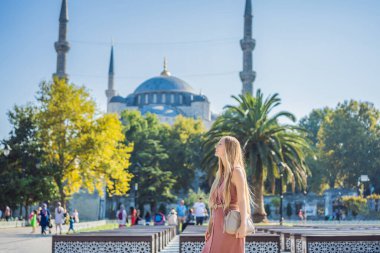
[[137, 95, 141, 105], [179, 94, 183, 105], [162, 94, 166, 103], [170, 94, 175, 104], [153, 94, 157, 103], [145, 94, 149, 104]]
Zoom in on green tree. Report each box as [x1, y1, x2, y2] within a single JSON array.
[[318, 100, 380, 189], [202, 90, 309, 222], [162, 115, 205, 193], [0, 104, 57, 217], [120, 110, 175, 211], [37, 78, 133, 207]]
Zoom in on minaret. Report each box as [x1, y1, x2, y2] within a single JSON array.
[[53, 0, 70, 80], [239, 0, 256, 95], [106, 45, 116, 112]]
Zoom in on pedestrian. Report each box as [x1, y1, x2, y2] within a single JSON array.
[[39, 203, 50, 235], [298, 209, 304, 221], [0, 208, 2, 220], [135, 209, 143, 225], [67, 215, 75, 234], [145, 212, 151, 226], [176, 200, 187, 231], [4, 206, 11, 221], [201, 136, 254, 253], [116, 204, 127, 228], [73, 209, 79, 223], [130, 207, 137, 226], [193, 197, 207, 226], [153, 212, 166, 226], [167, 208, 178, 226], [182, 208, 196, 232], [29, 210, 38, 233], [55, 202, 65, 235]]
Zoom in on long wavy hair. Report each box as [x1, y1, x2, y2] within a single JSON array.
[[208, 136, 254, 215]]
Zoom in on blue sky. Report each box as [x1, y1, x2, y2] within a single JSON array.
[[1, 0, 380, 139]]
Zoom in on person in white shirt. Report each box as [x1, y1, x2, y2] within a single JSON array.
[[116, 204, 127, 228], [167, 208, 178, 226], [54, 202, 65, 235], [193, 197, 207, 225]]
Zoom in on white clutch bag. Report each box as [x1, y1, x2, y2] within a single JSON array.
[[223, 210, 255, 235]]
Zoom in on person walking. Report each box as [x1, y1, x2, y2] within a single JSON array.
[[201, 136, 253, 253], [73, 209, 79, 223], [67, 215, 75, 234], [145, 212, 151, 226], [182, 208, 196, 232], [130, 207, 137, 226], [29, 210, 38, 233], [55, 202, 65, 235], [193, 197, 207, 226], [4, 206, 11, 221], [39, 204, 50, 235], [167, 208, 178, 226], [116, 204, 127, 228], [176, 200, 187, 231]]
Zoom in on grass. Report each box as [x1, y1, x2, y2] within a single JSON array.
[[76, 223, 119, 233]]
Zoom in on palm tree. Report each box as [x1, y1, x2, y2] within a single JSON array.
[[202, 90, 309, 223]]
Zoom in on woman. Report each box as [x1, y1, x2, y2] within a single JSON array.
[[201, 136, 253, 253], [54, 202, 64, 235], [39, 204, 50, 235]]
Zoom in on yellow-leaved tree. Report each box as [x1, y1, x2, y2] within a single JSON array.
[[37, 78, 133, 207]]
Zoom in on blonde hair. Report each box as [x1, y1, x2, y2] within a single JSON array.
[[209, 136, 254, 215]]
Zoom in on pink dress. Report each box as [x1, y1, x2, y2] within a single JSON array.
[[202, 168, 245, 253]]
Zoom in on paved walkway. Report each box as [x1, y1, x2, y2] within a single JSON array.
[[0, 227, 52, 253], [161, 235, 180, 253]]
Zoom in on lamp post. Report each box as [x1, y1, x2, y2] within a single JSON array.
[[278, 162, 285, 226], [134, 183, 138, 209]]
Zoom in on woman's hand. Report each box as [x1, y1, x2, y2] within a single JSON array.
[[205, 231, 211, 241], [235, 225, 246, 239]]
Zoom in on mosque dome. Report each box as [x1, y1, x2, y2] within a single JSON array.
[[133, 58, 196, 95]]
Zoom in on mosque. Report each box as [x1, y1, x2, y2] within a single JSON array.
[[52, 0, 256, 219], [54, 0, 255, 129]]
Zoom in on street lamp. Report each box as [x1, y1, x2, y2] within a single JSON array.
[[278, 162, 285, 226], [134, 183, 138, 208]]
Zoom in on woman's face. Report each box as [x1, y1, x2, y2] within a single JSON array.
[[215, 138, 226, 158]]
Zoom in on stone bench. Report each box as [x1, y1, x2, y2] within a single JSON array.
[[288, 230, 380, 253], [52, 226, 176, 253], [180, 226, 280, 253], [301, 234, 380, 253]]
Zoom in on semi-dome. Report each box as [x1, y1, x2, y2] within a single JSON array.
[[133, 59, 196, 95]]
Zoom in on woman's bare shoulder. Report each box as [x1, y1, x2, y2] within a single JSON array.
[[231, 166, 245, 183]]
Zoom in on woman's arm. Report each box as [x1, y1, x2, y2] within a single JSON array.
[[231, 167, 247, 238]]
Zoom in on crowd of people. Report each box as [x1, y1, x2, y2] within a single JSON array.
[[116, 197, 209, 233], [1, 203, 79, 235], [29, 202, 79, 235]]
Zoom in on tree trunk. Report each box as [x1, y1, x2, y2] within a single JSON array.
[[252, 170, 268, 223], [250, 150, 268, 223]]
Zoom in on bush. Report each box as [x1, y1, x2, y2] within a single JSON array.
[[341, 196, 368, 217]]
